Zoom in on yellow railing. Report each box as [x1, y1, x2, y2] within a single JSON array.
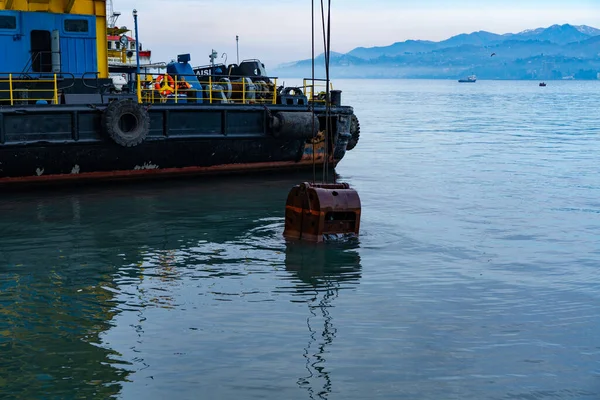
[[303, 78, 334, 104], [137, 73, 278, 105], [0, 74, 59, 105], [0, 72, 334, 107]]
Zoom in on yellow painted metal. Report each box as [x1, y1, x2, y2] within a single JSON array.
[[302, 78, 332, 104], [65, 0, 75, 12], [136, 73, 285, 106], [93, 0, 108, 79], [8, 74, 13, 105], [106, 48, 127, 63], [53, 73, 58, 104], [0, 0, 104, 13], [0, 0, 84, 12], [1, 74, 59, 104], [136, 74, 141, 104]]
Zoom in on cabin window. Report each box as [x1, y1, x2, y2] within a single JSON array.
[[130, 42, 136, 50], [0, 16, 17, 30], [108, 41, 113, 50], [64, 19, 89, 33]]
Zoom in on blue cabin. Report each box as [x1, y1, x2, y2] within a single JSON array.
[[0, 11, 97, 77]]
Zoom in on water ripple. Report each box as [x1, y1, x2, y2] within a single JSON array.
[[1, 80, 600, 399]]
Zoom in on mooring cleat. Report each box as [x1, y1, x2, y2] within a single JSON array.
[[283, 182, 361, 243]]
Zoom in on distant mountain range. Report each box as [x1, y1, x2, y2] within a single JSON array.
[[272, 24, 600, 80]]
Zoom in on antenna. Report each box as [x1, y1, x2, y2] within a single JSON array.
[[209, 49, 218, 66], [236, 35, 239, 64], [107, 0, 121, 29]]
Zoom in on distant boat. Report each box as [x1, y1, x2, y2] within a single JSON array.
[[458, 75, 476, 83], [539, 82, 547, 87]]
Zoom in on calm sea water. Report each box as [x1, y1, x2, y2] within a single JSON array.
[[1, 79, 599, 399]]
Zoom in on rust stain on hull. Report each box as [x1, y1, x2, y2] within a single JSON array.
[[300, 131, 327, 162], [0, 159, 338, 188]]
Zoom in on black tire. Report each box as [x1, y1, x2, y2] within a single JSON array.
[[347, 114, 360, 151], [102, 99, 150, 147]]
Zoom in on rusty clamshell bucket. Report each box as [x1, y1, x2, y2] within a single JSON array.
[[283, 182, 361, 242]]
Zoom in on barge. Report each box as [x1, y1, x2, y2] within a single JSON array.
[[0, 0, 360, 187]]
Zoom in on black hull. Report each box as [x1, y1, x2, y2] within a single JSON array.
[[0, 103, 355, 188]]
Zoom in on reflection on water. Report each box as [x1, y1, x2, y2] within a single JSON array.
[[285, 241, 361, 399], [0, 173, 363, 399], [0, 261, 128, 399], [4, 79, 600, 399]]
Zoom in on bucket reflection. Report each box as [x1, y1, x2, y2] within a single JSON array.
[[285, 240, 362, 399]]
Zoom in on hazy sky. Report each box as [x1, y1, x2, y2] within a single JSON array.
[[111, 0, 600, 68]]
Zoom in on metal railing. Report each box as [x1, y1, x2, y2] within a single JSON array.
[[136, 73, 278, 105], [0, 73, 59, 105], [22, 51, 62, 76], [303, 78, 334, 104], [0, 71, 336, 107]]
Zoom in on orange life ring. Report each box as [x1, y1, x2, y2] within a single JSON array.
[[155, 74, 175, 96]]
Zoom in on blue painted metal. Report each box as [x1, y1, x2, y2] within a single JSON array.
[[166, 55, 203, 91], [0, 11, 97, 77], [133, 10, 140, 78], [60, 15, 97, 76], [0, 11, 26, 73]]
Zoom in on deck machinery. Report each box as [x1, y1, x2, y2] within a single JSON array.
[[0, 0, 362, 242]]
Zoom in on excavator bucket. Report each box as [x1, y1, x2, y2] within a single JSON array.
[[283, 182, 361, 242]]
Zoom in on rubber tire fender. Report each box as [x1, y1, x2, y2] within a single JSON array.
[[102, 99, 150, 147], [347, 113, 360, 151]]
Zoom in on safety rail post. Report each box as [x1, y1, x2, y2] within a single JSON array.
[[242, 78, 246, 104], [8, 74, 13, 106], [272, 78, 277, 104], [53, 74, 58, 104], [174, 76, 178, 104], [303, 79, 307, 99], [137, 75, 142, 104], [209, 75, 212, 104]]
